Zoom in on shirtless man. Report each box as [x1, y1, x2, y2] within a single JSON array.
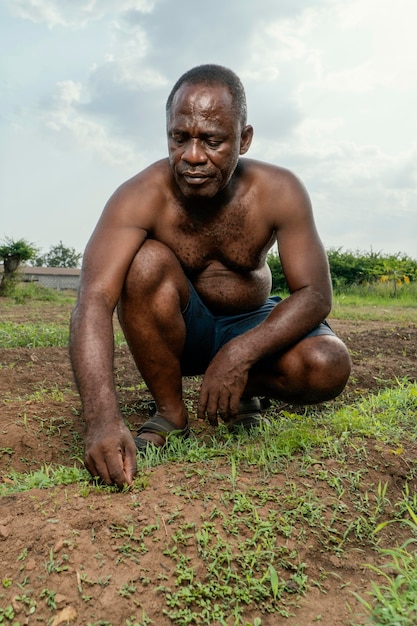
[[70, 64, 351, 487]]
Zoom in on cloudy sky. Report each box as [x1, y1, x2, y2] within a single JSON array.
[[1, 0, 416, 260]]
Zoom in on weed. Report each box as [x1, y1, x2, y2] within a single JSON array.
[[44, 548, 69, 574]]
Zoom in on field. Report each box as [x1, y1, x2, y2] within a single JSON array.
[[1, 293, 417, 626]]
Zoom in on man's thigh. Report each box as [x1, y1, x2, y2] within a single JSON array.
[[181, 288, 335, 375]]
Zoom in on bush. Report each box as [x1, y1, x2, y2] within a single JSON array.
[[327, 248, 417, 290], [267, 249, 417, 294], [267, 252, 286, 293]]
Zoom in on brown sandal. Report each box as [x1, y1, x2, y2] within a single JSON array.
[[134, 413, 190, 452], [228, 397, 270, 433]]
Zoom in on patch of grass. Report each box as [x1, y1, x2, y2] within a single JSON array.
[[0, 321, 126, 348], [330, 302, 416, 323], [11, 282, 75, 303], [158, 513, 306, 624], [0, 321, 69, 348], [136, 380, 417, 475], [1, 293, 416, 624], [0, 464, 90, 496], [331, 285, 417, 322], [352, 506, 417, 624]]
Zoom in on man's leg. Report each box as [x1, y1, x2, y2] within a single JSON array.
[[117, 240, 190, 445], [246, 333, 351, 404]]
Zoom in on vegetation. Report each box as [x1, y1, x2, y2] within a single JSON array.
[[0, 254, 416, 624], [1, 236, 82, 298], [33, 240, 82, 268], [1, 375, 417, 623], [268, 248, 417, 295], [0, 237, 38, 296]]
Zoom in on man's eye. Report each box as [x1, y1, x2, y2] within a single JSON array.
[[206, 140, 221, 148], [172, 134, 186, 144]]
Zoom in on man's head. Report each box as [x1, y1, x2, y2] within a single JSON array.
[[166, 64, 247, 128], [166, 65, 253, 200]]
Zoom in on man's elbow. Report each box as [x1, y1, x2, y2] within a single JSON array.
[[320, 292, 332, 319], [311, 287, 332, 320]]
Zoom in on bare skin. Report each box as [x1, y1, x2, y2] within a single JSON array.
[[70, 81, 351, 487]]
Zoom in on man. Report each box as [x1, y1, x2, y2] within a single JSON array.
[[70, 64, 351, 488]]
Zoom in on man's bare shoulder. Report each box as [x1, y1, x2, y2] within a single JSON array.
[[101, 159, 173, 228], [239, 158, 309, 209], [240, 157, 302, 185], [116, 158, 172, 197]]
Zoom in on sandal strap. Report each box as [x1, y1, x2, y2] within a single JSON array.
[[238, 397, 262, 414], [135, 413, 190, 447]]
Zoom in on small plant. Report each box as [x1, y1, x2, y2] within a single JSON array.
[[353, 505, 417, 623]]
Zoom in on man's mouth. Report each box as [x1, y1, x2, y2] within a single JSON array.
[[181, 170, 211, 179]]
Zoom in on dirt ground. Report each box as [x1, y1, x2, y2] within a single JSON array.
[[1, 304, 417, 626]]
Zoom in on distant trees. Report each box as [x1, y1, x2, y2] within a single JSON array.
[[0, 237, 38, 295], [34, 241, 82, 268], [1, 237, 82, 296]]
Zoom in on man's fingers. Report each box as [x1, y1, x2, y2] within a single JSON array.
[[84, 455, 98, 481], [85, 453, 113, 486], [197, 387, 208, 420], [122, 442, 138, 485], [198, 385, 220, 425], [85, 444, 135, 488], [104, 444, 137, 488]]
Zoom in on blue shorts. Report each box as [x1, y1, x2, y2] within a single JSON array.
[[180, 283, 335, 375]]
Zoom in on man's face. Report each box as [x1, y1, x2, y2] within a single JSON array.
[[167, 82, 252, 199]]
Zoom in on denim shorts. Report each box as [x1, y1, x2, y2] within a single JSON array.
[[180, 282, 335, 375]]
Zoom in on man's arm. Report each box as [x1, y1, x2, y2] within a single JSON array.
[[198, 166, 332, 421], [70, 184, 149, 487]]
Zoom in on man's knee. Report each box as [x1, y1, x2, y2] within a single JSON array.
[[125, 240, 180, 286], [121, 240, 189, 309], [303, 336, 351, 398]]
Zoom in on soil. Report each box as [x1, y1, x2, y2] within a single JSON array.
[[1, 303, 417, 626]]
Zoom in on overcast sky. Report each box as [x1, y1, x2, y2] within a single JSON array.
[[1, 0, 416, 259]]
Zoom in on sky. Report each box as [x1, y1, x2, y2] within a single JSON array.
[[1, 0, 416, 260]]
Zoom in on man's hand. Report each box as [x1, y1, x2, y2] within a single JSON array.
[[197, 341, 251, 426], [84, 419, 137, 488]]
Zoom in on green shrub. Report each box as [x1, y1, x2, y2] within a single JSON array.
[[267, 248, 417, 295]]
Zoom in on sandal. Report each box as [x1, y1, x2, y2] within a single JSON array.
[[228, 397, 270, 433], [134, 413, 190, 452]]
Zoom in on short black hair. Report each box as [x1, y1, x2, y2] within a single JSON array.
[[166, 64, 247, 126]]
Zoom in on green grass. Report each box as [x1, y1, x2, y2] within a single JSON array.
[[3, 377, 415, 494], [0, 321, 126, 348], [352, 508, 417, 625], [331, 282, 417, 322], [6, 282, 76, 303], [1, 393, 416, 623], [1, 283, 415, 348], [3, 377, 416, 623], [0, 321, 70, 348], [0, 290, 416, 624]]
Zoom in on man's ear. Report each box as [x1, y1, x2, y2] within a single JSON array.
[[239, 125, 253, 155]]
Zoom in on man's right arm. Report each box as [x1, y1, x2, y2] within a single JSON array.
[[70, 182, 150, 486]]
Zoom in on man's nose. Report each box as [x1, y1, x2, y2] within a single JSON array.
[[181, 139, 207, 164]]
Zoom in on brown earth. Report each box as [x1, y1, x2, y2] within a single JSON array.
[[0, 303, 416, 626]]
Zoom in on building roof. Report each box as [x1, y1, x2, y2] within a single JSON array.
[[22, 266, 81, 275], [0, 265, 82, 276]]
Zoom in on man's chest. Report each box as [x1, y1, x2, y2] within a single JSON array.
[[156, 206, 272, 274]]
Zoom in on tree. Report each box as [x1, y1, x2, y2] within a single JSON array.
[[0, 237, 38, 295], [34, 241, 82, 268]]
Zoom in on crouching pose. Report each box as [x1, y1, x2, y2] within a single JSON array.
[[70, 64, 351, 487]]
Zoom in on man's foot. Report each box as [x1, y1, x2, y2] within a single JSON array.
[[134, 413, 190, 452], [228, 397, 270, 433]]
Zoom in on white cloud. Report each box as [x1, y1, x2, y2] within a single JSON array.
[[1, 0, 416, 258], [41, 80, 141, 168], [4, 0, 156, 28]]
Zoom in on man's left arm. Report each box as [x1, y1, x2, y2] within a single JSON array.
[[198, 168, 332, 422]]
